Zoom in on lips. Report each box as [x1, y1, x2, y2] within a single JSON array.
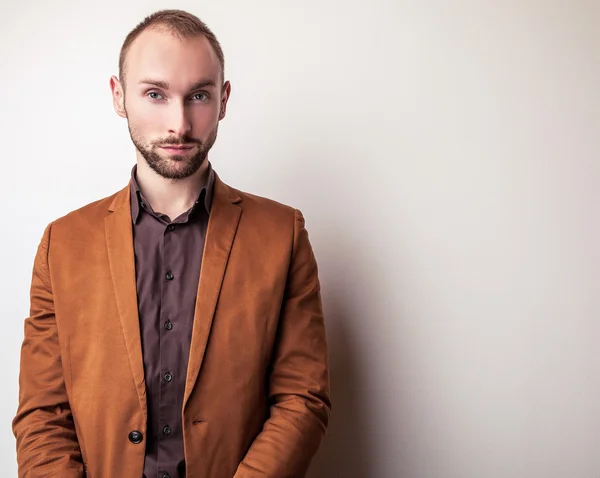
[[161, 145, 195, 155]]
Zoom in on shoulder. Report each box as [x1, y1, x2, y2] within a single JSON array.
[[222, 181, 304, 230], [47, 185, 129, 237], [217, 179, 314, 264], [236, 187, 295, 214]]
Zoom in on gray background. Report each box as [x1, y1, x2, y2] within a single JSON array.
[[1, 1, 599, 477]]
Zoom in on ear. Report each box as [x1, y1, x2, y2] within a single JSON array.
[[110, 75, 127, 118], [219, 81, 231, 121]]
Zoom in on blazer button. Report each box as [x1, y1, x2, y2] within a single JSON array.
[[128, 430, 143, 444]]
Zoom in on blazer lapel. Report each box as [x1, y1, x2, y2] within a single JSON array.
[[105, 184, 147, 405], [184, 173, 242, 408]]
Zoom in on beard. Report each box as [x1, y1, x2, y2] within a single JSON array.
[[127, 122, 218, 180]]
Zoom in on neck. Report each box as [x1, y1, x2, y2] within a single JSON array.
[[134, 156, 210, 220]]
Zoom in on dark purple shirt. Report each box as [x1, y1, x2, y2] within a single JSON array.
[[130, 163, 215, 478]]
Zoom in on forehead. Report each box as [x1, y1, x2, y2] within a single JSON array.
[[125, 28, 220, 87]]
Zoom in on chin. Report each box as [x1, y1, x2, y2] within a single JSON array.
[[165, 154, 190, 163]]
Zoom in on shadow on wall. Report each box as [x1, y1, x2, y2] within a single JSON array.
[[307, 293, 373, 478]]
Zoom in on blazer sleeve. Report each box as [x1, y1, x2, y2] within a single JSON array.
[[12, 222, 84, 478], [234, 209, 332, 478]]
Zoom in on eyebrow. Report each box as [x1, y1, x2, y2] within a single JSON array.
[[138, 78, 218, 90]]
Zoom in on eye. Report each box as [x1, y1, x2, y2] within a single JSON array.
[[147, 91, 164, 100], [191, 92, 209, 102]]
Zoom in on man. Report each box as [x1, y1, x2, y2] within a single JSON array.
[[12, 9, 331, 478]]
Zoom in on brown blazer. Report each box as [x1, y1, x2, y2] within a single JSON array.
[[12, 172, 331, 478]]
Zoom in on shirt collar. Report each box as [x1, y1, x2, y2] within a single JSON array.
[[129, 161, 215, 224]]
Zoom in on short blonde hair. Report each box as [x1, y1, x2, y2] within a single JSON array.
[[119, 9, 225, 88]]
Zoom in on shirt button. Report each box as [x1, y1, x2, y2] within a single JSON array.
[[163, 425, 172, 436], [164, 372, 173, 382], [164, 320, 173, 330], [140, 202, 146, 208], [162, 474, 171, 478], [167, 224, 176, 232], [165, 271, 174, 281], [128, 430, 143, 444]]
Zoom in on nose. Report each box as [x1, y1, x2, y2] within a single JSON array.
[[166, 100, 192, 138]]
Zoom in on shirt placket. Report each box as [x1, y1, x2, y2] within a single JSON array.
[[159, 221, 177, 478]]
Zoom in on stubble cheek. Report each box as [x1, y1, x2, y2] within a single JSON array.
[[130, 113, 165, 148]]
